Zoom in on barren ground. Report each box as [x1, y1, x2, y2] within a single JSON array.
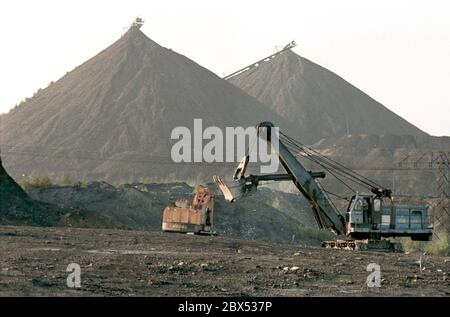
[[0, 225, 449, 296]]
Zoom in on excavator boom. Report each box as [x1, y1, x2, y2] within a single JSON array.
[[214, 121, 345, 234], [256, 122, 345, 234]]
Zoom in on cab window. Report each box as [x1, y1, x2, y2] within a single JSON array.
[[374, 199, 381, 212]]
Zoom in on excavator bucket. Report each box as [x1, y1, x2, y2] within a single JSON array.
[[213, 174, 258, 203], [214, 155, 256, 202], [213, 175, 237, 203]]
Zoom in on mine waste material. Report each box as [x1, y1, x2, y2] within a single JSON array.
[[0, 27, 293, 183], [228, 49, 427, 144], [0, 156, 110, 227], [0, 156, 34, 219], [2, 27, 443, 186], [25, 181, 324, 245]]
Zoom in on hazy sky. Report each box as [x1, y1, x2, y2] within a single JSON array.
[[0, 0, 449, 136]]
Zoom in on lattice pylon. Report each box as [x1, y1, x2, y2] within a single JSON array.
[[434, 151, 450, 232]]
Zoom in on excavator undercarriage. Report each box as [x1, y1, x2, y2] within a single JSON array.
[[321, 239, 403, 252]]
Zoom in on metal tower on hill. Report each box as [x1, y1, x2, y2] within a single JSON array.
[[130, 17, 145, 30], [399, 151, 450, 232]]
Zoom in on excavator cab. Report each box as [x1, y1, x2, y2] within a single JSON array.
[[345, 193, 432, 241]]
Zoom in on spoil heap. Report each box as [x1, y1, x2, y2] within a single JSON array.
[[0, 28, 291, 183], [229, 49, 427, 143]]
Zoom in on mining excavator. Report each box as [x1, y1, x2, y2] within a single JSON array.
[[214, 122, 433, 251], [162, 186, 215, 235]]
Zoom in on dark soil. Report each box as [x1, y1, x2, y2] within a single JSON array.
[[0, 225, 449, 296]]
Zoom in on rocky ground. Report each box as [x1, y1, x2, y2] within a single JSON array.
[[0, 225, 449, 296]]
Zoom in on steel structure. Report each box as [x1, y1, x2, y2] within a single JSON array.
[[399, 151, 450, 232], [223, 41, 296, 80]]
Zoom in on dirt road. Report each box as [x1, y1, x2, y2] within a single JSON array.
[[0, 225, 449, 296]]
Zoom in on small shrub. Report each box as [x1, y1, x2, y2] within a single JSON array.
[[62, 174, 71, 186], [80, 180, 89, 188], [300, 226, 335, 242], [400, 238, 426, 254], [425, 233, 450, 256], [401, 233, 450, 256], [22, 176, 52, 190]]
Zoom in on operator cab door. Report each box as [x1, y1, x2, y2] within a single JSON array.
[[347, 195, 369, 226], [372, 198, 382, 228], [358, 196, 371, 225]]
